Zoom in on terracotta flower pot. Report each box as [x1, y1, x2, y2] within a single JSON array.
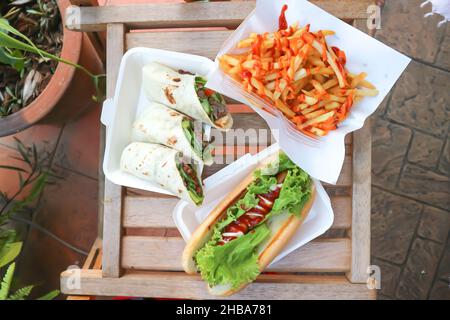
[[0, 0, 83, 137]]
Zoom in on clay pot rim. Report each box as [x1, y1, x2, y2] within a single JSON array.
[[0, 0, 82, 137]]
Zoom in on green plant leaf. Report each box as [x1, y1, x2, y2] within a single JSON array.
[[26, 173, 47, 203], [9, 173, 47, 215], [0, 165, 28, 173], [0, 18, 45, 60], [7, 285, 33, 300], [0, 48, 24, 72], [0, 229, 17, 249], [0, 262, 15, 300], [26, 9, 43, 16], [14, 138, 31, 165], [37, 289, 59, 300], [0, 19, 106, 103], [0, 242, 22, 268]]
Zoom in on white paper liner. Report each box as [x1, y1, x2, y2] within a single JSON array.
[[206, 0, 411, 184]]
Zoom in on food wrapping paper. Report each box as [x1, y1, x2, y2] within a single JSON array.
[[207, 0, 411, 184]]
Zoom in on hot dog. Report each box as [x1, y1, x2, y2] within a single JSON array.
[[182, 151, 315, 296]]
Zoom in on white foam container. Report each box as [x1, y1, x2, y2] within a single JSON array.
[[101, 48, 215, 194], [173, 143, 334, 265]]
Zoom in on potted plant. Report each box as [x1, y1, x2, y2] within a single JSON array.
[[0, 0, 104, 137], [0, 139, 59, 300]]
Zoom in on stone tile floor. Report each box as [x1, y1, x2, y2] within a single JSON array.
[[370, 0, 449, 300], [0, 0, 448, 299]]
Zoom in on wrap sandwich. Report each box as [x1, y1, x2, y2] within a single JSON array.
[[132, 103, 214, 165], [182, 151, 315, 295], [121, 142, 204, 205], [142, 62, 233, 131]]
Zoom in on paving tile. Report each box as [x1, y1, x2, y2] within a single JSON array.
[[398, 164, 450, 211], [408, 132, 444, 169], [17, 168, 98, 298], [376, 0, 447, 63], [0, 145, 35, 201], [0, 123, 61, 154], [436, 242, 450, 282], [372, 257, 402, 298], [435, 25, 450, 71], [438, 137, 450, 175], [32, 168, 98, 253], [372, 118, 412, 189], [373, 92, 391, 117], [429, 280, 450, 300], [417, 206, 450, 243], [372, 187, 422, 264], [387, 61, 450, 137], [396, 237, 444, 300], [54, 104, 101, 180]]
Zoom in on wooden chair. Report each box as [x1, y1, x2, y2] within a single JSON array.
[[62, 0, 376, 300]]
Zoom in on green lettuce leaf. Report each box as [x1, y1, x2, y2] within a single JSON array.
[[188, 190, 204, 206], [247, 171, 277, 195], [177, 163, 203, 205], [277, 152, 299, 172], [182, 118, 202, 159], [271, 167, 311, 216], [195, 224, 271, 289]]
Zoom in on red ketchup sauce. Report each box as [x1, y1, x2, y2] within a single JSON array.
[[218, 171, 288, 246], [278, 4, 289, 31]]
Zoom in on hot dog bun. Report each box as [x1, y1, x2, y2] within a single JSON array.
[[182, 152, 316, 296]]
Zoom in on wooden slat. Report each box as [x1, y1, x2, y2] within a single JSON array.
[[123, 196, 177, 228], [101, 23, 126, 278], [66, 238, 102, 301], [127, 30, 231, 61], [121, 237, 350, 272], [331, 196, 352, 229], [347, 121, 372, 283], [123, 195, 351, 229], [65, 1, 373, 32], [61, 270, 375, 300], [336, 155, 353, 186]]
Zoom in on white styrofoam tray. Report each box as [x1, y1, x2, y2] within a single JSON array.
[[101, 48, 215, 194], [173, 143, 334, 265]]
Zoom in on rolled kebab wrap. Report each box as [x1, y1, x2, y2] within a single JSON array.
[[120, 142, 204, 205], [132, 103, 214, 165], [142, 62, 233, 131]]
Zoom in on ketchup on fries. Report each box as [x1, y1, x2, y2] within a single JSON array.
[[219, 5, 379, 137]]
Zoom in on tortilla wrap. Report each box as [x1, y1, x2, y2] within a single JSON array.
[[142, 62, 233, 131], [131, 103, 212, 165], [120, 142, 202, 205]]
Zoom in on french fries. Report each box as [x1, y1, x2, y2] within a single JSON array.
[[219, 16, 379, 137]]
